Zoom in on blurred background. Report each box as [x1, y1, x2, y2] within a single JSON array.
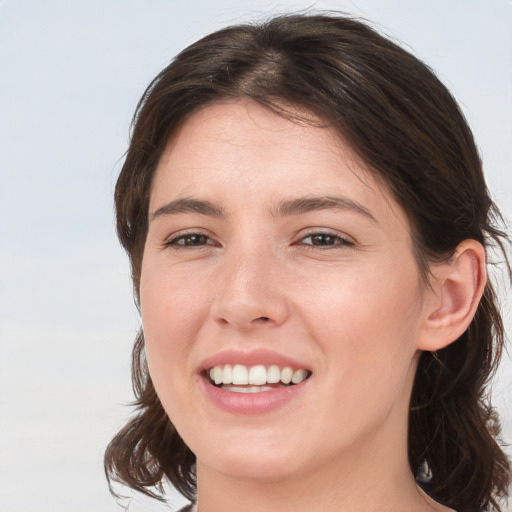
[[0, 1, 510, 510]]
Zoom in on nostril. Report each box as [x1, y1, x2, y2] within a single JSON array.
[[257, 317, 270, 321]]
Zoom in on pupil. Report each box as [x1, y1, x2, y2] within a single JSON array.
[[187, 234, 206, 245], [312, 234, 334, 245]]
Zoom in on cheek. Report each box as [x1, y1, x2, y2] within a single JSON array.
[[298, 262, 422, 379], [309, 286, 420, 434], [140, 267, 209, 396], [141, 262, 208, 336]]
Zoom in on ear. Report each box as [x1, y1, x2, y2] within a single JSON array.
[[417, 240, 487, 351]]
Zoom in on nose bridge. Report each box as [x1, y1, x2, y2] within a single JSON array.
[[212, 236, 287, 330]]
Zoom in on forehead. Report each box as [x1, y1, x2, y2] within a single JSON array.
[[158, 100, 362, 174], [151, 100, 408, 232]]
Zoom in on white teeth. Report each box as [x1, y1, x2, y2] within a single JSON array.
[[207, 363, 310, 387], [213, 366, 223, 385], [291, 369, 308, 384], [222, 364, 233, 384], [249, 365, 267, 385], [232, 364, 249, 385], [267, 365, 281, 384], [280, 367, 293, 384], [221, 385, 273, 393]]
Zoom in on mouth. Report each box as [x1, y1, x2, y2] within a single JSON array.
[[205, 364, 312, 393]]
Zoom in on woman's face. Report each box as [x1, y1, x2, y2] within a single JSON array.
[[140, 101, 432, 483]]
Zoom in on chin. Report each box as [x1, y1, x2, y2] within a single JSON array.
[[211, 455, 303, 484], [193, 433, 307, 483]]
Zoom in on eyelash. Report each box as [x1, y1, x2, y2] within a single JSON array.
[[296, 231, 355, 249], [164, 231, 217, 249], [163, 230, 355, 251]]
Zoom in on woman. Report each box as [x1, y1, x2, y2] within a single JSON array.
[[105, 13, 510, 512]]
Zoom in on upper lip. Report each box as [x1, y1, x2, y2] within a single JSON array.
[[199, 348, 310, 373]]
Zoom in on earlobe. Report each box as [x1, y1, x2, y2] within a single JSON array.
[[418, 240, 487, 351]]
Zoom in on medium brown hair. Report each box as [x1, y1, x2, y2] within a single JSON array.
[[105, 13, 510, 511]]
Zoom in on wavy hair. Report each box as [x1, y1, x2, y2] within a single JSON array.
[[105, 13, 510, 511]]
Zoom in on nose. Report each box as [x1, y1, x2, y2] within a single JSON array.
[[210, 247, 289, 331]]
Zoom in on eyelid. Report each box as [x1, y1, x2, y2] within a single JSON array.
[[293, 228, 356, 248], [161, 227, 355, 250], [163, 229, 219, 249]]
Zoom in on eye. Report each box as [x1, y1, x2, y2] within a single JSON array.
[[299, 232, 355, 248], [164, 232, 216, 248]]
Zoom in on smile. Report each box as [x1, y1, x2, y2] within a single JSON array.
[[207, 364, 311, 392], [199, 350, 312, 413]]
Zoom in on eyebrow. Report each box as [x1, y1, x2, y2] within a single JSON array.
[[151, 198, 225, 220], [150, 195, 377, 223], [272, 196, 378, 223]]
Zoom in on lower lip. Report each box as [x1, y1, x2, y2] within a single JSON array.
[[200, 377, 309, 414]]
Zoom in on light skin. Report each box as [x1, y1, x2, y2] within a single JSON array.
[[140, 100, 486, 512]]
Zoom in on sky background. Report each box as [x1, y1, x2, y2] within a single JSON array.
[[0, 1, 511, 511]]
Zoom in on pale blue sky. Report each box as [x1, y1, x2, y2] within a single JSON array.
[[0, 1, 510, 511]]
